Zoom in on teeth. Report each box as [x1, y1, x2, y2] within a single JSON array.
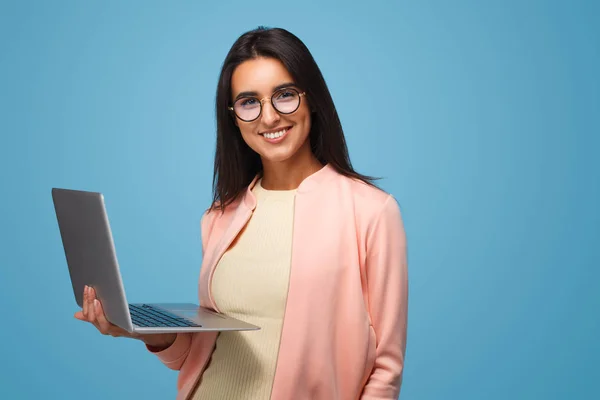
[[263, 128, 286, 139]]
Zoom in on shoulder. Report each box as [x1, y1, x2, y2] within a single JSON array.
[[201, 197, 242, 225], [332, 170, 401, 220], [331, 174, 407, 261], [199, 197, 244, 249], [322, 170, 405, 247]]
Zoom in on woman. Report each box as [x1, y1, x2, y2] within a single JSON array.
[[76, 27, 408, 399]]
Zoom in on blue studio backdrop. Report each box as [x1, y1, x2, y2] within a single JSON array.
[[1, 1, 598, 399]]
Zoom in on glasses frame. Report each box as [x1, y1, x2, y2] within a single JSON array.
[[228, 87, 307, 122]]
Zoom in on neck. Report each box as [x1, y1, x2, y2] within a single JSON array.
[[260, 147, 323, 191]]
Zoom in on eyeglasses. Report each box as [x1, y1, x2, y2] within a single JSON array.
[[228, 87, 306, 122]]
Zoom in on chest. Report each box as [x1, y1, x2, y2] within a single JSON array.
[[203, 193, 369, 311]]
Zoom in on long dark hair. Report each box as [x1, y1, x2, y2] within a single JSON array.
[[212, 26, 377, 211]]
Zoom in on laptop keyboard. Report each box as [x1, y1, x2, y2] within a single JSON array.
[[129, 304, 201, 328]]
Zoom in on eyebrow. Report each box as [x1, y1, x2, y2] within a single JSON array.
[[233, 82, 297, 100]]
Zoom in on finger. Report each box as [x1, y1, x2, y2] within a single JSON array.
[[82, 285, 89, 320], [74, 310, 85, 320], [89, 286, 96, 302], [94, 299, 115, 336], [89, 287, 108, 334], [87, 287, 99, 325]]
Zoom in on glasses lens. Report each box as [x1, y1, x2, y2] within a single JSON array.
[[273, 88, 300, 114], [234, 97, 261, 121]]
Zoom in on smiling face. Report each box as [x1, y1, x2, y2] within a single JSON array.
[[230, 57, 313, 166]]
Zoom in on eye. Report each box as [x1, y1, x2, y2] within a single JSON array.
[[275, 89, 298, 101], [238, 97, 259, 108]]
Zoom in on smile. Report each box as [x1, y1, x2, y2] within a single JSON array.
[[260, 126, 291, 142]]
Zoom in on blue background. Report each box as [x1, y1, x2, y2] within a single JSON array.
[[1, 0, 598, 398]]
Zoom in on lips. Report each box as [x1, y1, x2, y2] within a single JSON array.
[[260, 126, 291, 140], [260, 126, 291, 143]]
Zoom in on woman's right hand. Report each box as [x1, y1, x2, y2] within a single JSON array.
[[74, 285, 177, 351]]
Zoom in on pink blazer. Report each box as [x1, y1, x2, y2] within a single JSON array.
[[149, 164, 409, 399]]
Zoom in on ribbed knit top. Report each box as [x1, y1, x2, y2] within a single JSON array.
[[191, 180, 296, 400]]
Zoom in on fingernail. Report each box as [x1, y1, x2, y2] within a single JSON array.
[[94, 299, 99, 310]]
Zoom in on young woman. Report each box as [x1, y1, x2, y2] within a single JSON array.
[[76, 27, 408, 400]]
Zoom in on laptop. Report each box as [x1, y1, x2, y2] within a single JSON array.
[[51, 187, 260, 334]]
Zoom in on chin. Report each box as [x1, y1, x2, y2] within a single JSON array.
[[259, 151, 297, 164], [252, 140, 303, 163], [248, 133, 312, 165]]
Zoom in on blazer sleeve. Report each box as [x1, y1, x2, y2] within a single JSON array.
[[146, 332, 193, 370], [361, 194, 409, 399]]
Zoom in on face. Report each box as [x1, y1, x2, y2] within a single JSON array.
[[230, 57, 312, 165]]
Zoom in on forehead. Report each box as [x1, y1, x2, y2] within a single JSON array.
[[231, 57, 295, 97]]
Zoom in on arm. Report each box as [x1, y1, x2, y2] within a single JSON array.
[[361, 195, 409, 399], [146, 333, 193, 371]]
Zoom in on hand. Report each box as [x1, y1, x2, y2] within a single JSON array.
[[74, 285, 176, 351]]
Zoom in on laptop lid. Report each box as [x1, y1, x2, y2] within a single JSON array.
[[52, 188, 134, 331]]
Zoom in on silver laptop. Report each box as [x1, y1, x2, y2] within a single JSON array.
[[52, 187, 260, 334]]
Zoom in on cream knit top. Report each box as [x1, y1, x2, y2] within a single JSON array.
[[191, 180, 296, 400]]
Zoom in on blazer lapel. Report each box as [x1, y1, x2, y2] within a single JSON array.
[[203, 179, 259, 311]]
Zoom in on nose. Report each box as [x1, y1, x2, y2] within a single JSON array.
[[261, 101, 280, 126]]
